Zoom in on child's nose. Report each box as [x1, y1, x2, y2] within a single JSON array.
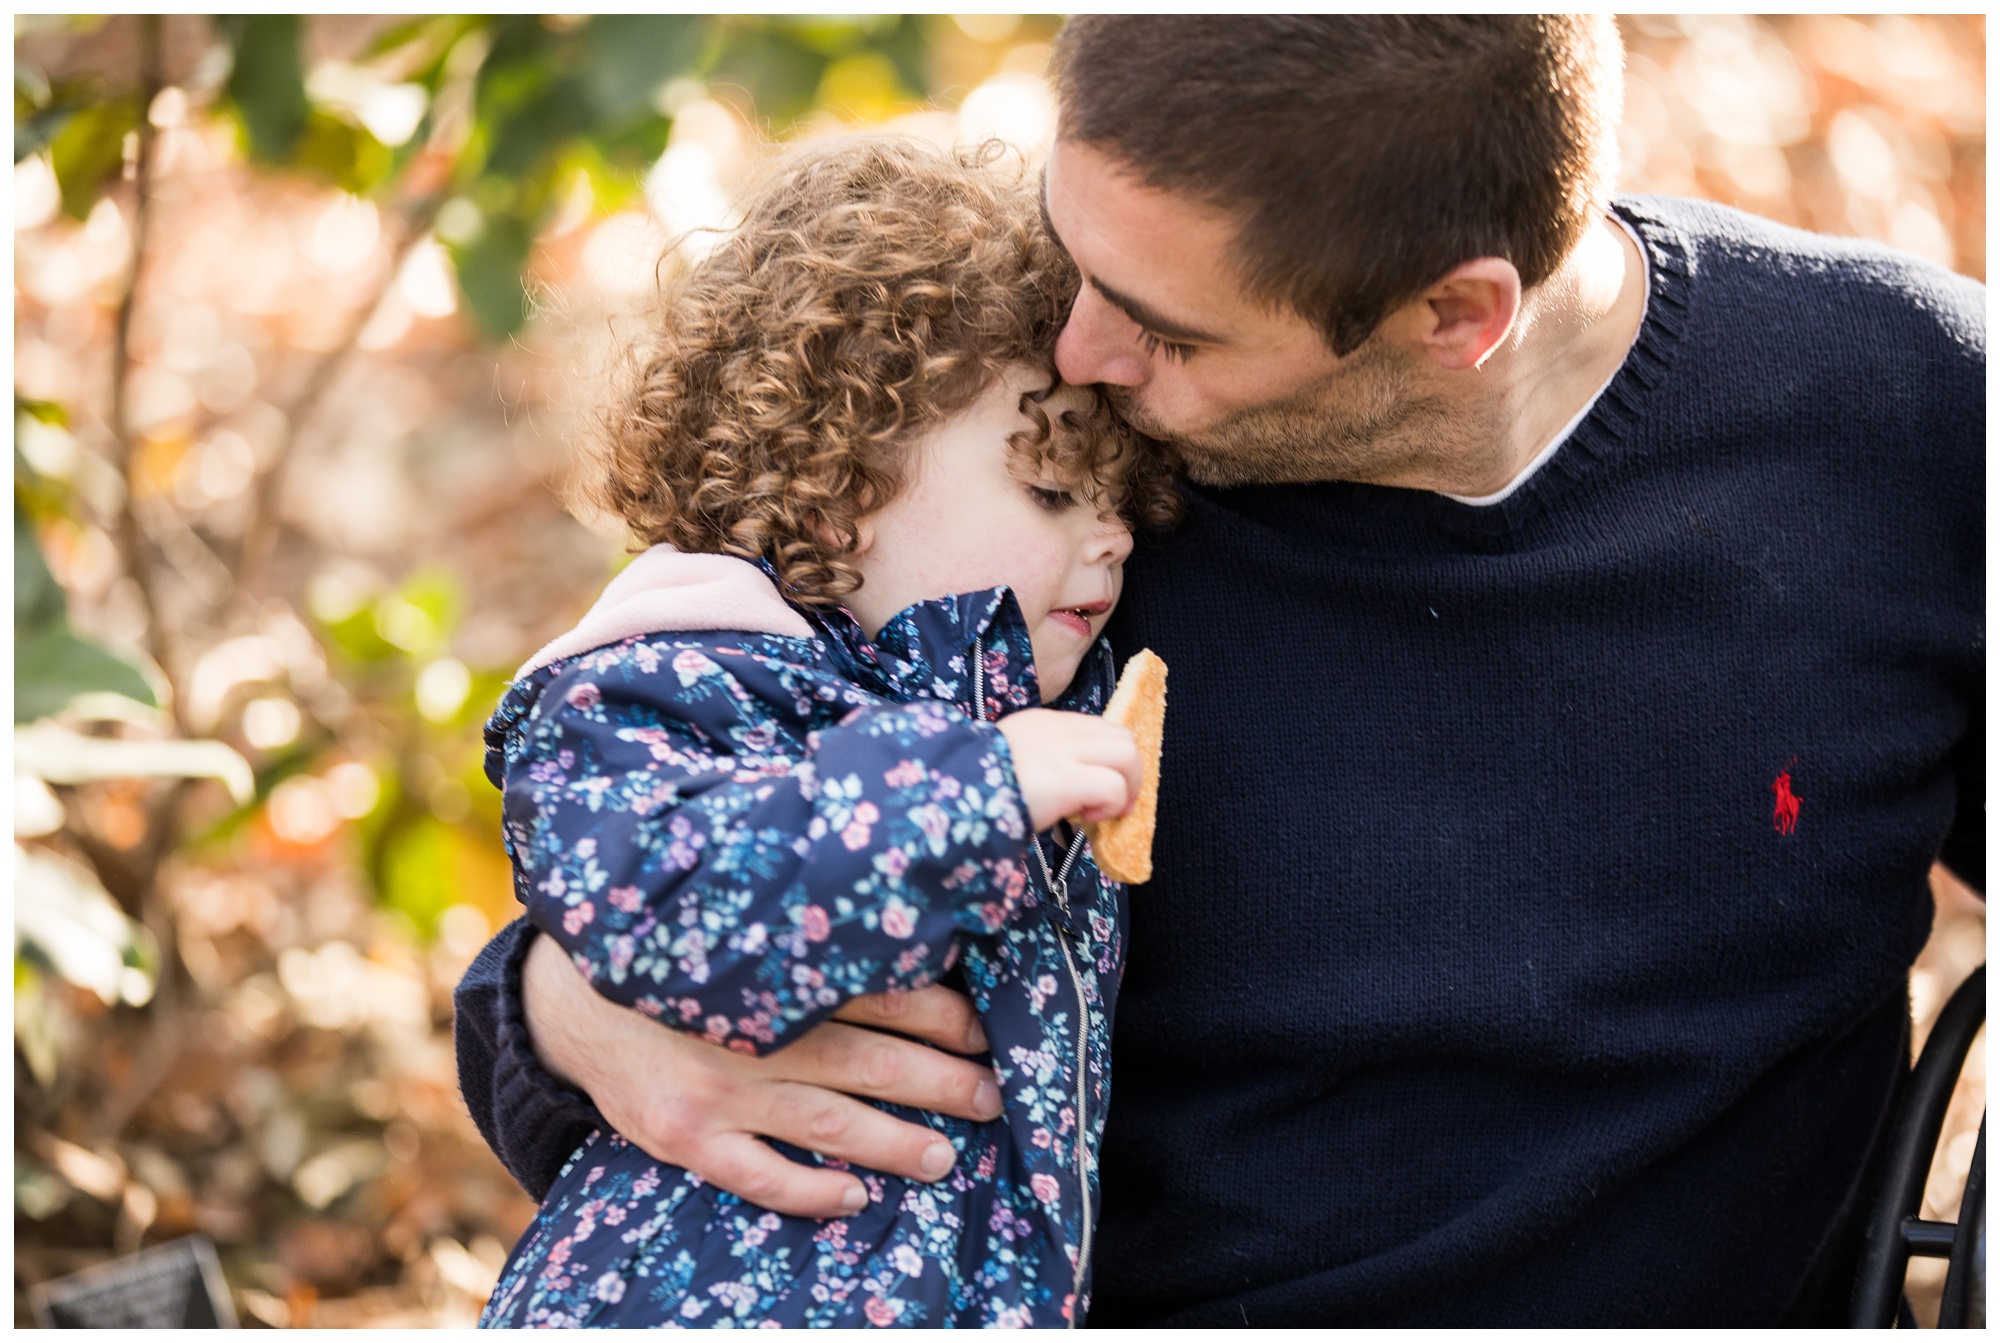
[[1085, 516, 1135, 567]]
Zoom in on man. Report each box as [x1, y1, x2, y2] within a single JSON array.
[[455, 17, 1983, 1324]]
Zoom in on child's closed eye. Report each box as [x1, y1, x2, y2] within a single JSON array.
[[1028, 484, 1078, 512]]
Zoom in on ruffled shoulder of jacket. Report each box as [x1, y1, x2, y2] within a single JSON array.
[[513, 546, 814, 681]]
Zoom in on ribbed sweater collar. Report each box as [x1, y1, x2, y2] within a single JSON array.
[[1196, 196, 1693, 554]]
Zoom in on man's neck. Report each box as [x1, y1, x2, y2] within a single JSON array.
[[1424, 216, 1648, 498]]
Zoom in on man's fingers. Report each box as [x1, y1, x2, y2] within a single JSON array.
[[835, 984, 988, 1054], [694, 1130, 870, 1219], [757, 1081, 962, 1185], [777, 1021, 1003, 1122]]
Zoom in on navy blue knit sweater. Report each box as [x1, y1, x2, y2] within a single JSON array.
[[453, 197, 1984, 1325]]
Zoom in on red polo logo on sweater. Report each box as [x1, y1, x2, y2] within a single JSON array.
[[1771, 766, 1801, 835]]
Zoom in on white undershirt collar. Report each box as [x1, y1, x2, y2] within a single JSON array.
[[1442, 214, 1649, 508]]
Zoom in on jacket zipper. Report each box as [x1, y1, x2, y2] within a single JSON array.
[[974, 637, 1096, 1325], [1036, 832, 1092, 1324]]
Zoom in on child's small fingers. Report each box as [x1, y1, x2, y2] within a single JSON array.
[[1074, 722, 1141, 775], [1070, 765, 1134, 823], [695, 1130, 869, 1218], [1112, 744, 1142, 797]]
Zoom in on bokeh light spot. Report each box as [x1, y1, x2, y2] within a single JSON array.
[[416, 657, 472, 723], [242, 696, 303, 750]]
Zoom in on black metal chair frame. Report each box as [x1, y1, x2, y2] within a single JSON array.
[[1851, 964, 1985, 1328]]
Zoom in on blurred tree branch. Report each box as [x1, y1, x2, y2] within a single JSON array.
[[234, 176, 455, 597], [104, 15, 169, 681]]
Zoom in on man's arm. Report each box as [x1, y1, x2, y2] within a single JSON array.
[[452, 918, 605, 1199], [455, 923, 1005, 1215]]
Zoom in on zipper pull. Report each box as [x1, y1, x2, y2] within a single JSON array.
[[1047, 874, 1092, 946]]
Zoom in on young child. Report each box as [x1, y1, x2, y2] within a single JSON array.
[[477, 138, 1179, 1328]]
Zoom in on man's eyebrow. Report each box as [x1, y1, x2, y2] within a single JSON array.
[[1039, 170, 1225, 346], [1089, 275, 1224, 345]]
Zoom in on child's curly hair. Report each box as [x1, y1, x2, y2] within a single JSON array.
[[583, 136, 1181, 606]]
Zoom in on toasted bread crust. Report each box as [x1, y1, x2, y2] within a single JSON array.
[[1086, 650, 1167, 883]]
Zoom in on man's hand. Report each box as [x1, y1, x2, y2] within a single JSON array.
[[997, 707, 1140, 830], [520, 933, 1003, 1218]]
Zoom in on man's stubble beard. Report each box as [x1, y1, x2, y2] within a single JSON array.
[[1108, 336, 1463, 489]]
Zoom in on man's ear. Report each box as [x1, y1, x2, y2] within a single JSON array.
[[1415, 258, 1521, 371]]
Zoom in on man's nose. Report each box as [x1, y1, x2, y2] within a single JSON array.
[[1056, 287, 1151, 388]]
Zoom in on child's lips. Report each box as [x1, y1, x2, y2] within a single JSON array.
[[1048, 601, 1109, 639]]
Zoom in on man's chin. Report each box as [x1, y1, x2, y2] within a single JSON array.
[[1103, 387, 1317, 486]]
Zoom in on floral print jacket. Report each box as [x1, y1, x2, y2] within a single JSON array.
[[478, 554, 1125, 1327]]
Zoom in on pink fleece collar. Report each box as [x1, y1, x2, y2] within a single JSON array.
[[515, 546, 815, 680]]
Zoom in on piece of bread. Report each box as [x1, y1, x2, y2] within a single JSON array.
[[1086, 649, 1168, 884]]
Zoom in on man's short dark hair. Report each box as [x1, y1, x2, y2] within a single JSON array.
[[1053, 16, 1624, 356]]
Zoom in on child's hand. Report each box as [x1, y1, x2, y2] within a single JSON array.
[[996, 708, 1141, 831]]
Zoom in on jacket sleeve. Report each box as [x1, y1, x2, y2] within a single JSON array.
[[452, 918, 604, 1199], [504, 645, 1033, 1055]]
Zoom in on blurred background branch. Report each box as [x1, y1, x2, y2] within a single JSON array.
[[12, 14, 1984, 1328]]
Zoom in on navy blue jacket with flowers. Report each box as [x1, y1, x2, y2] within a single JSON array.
[[476, 554, 1126, 1328]]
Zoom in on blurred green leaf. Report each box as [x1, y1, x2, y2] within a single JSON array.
[[815, 51, 908, 121], [14, 398, 74, 523], [293, 109, 393, 195], [14, 500, 68, 636], [706, 17, 932, 130], [14, 63, 51, 111], [582, 114, 671, 176], [707, 25, 832, 130], [12, 973, 66, 1095], [775, 15, 893, 58], [14, 397, 68, 428], [13, 449, 64, 523], [563, 142, 646, 215], [448, 211, 535, 337], [15, 69, 98, 164], [14, 500, 156, 720], [471, 18, 573, 160], [219, 14, 309, 165], [319, 606, 398, 665], [870, 15, 932, 102], [582, 15, 711, 121], [14, 632, 159, 723], [394, 569, 461, 643], [382, 816, 465, 937], [364, 13, 469, 70], [46, 95, 139, 219]]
